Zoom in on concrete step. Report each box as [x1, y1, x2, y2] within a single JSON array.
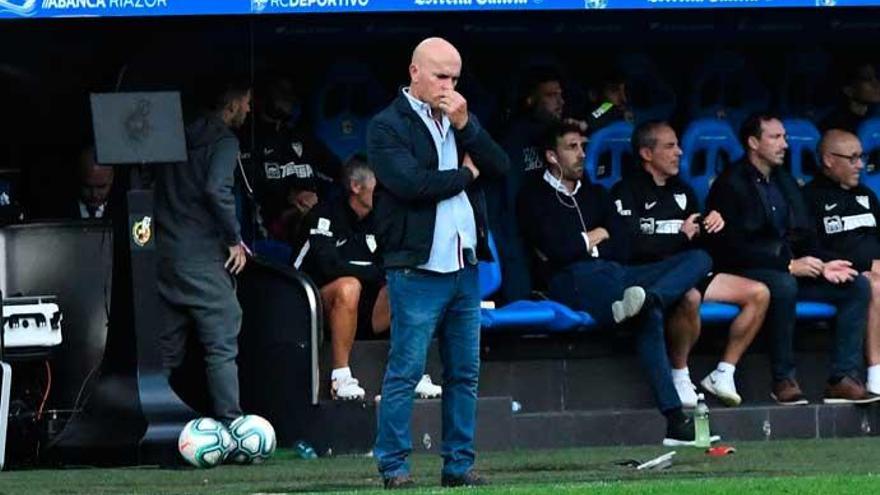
[[512, 403, 880, 449], [298, 396, 880, 454], [301, 396, 513, 456], [322, 338, 849, 413]]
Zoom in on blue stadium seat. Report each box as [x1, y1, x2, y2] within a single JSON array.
[[699, 302, 741, 324], [480, 300, 557, 331], [538, 300, 597, 331], [858, 117, 880, 195], [699, 300, 837, 324], [478, 233, 595, 332], [313, 60, 388, 163], [584, 120, 634, 189], [782, 119, 821, 186], [795, 301, 837, 320], [478, 235, 503, 300], [688, 51, 771, 132], [679, 118, 744, 205], [616, 53, 676, 124]]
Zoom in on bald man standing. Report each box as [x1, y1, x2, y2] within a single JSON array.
[[805, 129, 880, 394], [367, 37, 509, 489]]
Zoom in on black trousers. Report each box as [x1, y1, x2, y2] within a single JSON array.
[[737, 269, 869, 383]]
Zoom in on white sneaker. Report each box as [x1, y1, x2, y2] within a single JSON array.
[[701, 369, 742, 407], [415, 374, 442, 399], [331, 375, 365, 401], [612, 286, 647, 324], [673, 376, 699, 408]]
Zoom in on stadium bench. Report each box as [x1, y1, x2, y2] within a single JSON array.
[[479, 234, 595, 333]]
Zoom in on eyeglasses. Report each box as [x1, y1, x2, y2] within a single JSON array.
[[829, 152, 868, 165]]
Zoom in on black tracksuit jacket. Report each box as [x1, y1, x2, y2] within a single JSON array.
[[803, 173, 880, 273], [295, 196, 382, 289], [610, 171, 702, 264], [517, 174, 629, 278]]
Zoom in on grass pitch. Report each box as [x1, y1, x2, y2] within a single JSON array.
[[1, 437, 878, 494]]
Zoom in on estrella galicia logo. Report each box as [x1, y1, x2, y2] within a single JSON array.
[[0, 0, 37, 16], [584, 0, 607, 8], [251, 0, 267, 12]]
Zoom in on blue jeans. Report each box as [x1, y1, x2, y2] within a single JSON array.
[[738, 269, 869, 382], [375, 266, 481, 479], [549, 250, 713, 412]]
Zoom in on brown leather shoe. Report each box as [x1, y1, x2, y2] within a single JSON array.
[[771, 378, 809, 406], [824, 376, 880, 404]]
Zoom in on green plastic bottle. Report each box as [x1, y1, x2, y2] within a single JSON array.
[[694, 393, 711, 448]]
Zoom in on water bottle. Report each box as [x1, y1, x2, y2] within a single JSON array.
[[294, 440, 318, 459], [694, 393, 711, 448]]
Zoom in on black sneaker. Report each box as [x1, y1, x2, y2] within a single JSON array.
[[441, 470, 489, 488], [383, 474, 415, 490], [662, 413, 720, 447]]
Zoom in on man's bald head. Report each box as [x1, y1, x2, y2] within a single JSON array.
[[77, 147, 114, 208], [819, 129, 864, 189], [411, 37, 460, 68], [408, 37, 462, 110], [819, 129, 860, 156]]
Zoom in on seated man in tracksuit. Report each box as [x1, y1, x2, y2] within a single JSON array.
[[804, 129, 880, 395], [517, 120, 715, 446], [611, 121, 770, 408], [296, 154, 441, 401], [706, 114, 879, 406]]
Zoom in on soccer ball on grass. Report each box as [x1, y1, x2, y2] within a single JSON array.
[[227, 414, 277, 464], [178, 417, 234, 468]]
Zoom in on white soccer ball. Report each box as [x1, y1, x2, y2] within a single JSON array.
[[178, 417, 234, 468], [227, 414, 277, 464]]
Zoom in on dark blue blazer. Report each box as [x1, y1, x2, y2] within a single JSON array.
[[367, 91, 509, 269]]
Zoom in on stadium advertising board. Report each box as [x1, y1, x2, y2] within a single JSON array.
[[0, 0, 867, 19]]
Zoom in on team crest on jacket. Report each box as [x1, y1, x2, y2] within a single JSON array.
[[674, 194, 687, 210], [366, 234, 377, 253], [824, 216, 843, 234], [857, 195, 871, 210]]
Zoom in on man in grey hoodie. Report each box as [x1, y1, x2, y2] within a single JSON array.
[[154, 80, 251, 423]]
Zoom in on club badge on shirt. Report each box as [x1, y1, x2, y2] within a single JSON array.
[[674, 194, 687, 211], [312, 217, 333, 237], [824, 216, 843, 234], [857, 195, 871, 210], [366, 234, 377, 253]]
